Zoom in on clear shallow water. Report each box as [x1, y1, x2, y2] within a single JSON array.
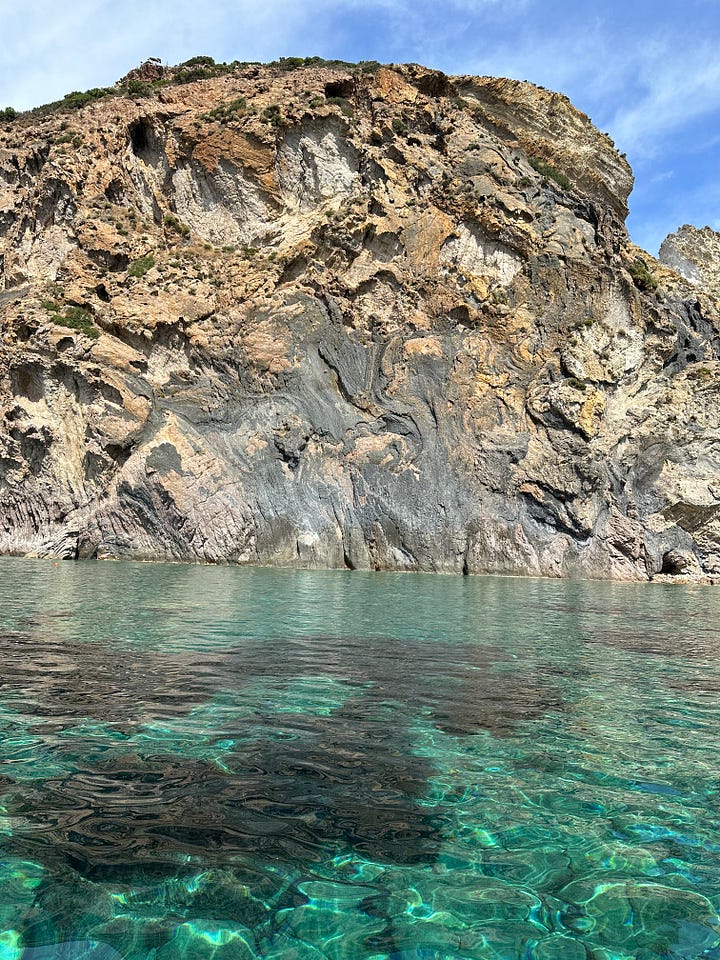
[[1, 560, 720, 960]]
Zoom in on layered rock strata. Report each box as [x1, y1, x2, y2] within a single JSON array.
[[1, 60, 719, 580]]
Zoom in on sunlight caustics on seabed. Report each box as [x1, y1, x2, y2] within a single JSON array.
[[0, 558, 719, 959]]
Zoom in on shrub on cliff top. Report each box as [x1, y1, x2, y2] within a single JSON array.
[[270, 56, 358, 72], [126, 79, 154, 99], [62, 88, 114, 110], [1, 107, 17, 122], [173, 57, 237, 84], [276, 56, 320, 71], [31, 87, 115, 117], [180, 56, 217, 68]]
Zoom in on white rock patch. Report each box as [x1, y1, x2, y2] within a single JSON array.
[[440, 222, 522, 284], [171, 159, 274, 246], [277, 119, 360, 211]]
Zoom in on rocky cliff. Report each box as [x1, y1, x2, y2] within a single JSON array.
[[1, 58, 719, 580], [660, 224, 720, 302]]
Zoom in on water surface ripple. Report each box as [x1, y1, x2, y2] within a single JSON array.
[[0, 559, 719, 959]]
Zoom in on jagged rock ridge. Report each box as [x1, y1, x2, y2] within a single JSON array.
[[1, 59, 719, 580], [659, 224, 720, 302]]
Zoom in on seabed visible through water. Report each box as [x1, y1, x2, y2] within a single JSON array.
[[0, 557, 719, 960]]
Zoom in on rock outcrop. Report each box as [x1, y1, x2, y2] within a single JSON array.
[[659, 224, 720, 301], [1, 59, 719, 580]]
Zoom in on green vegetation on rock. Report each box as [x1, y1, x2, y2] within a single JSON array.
[[128, 254, 156, 278], [42, 302, 99, 339], [262, 104, 283, 126], [172, 57, 240, 84], [30, 87, 116, 118], [325, 96, 353, 117], [529, 156, 571, 191], [164, 215, 190, 238], [126, 79, 154, 99], [628, 258, 658, 293], [206, 97, 247, 122]]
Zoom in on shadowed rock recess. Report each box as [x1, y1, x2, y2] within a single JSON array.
[[1, 58, 719, 580]]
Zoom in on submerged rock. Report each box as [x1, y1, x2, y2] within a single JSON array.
[[19, 943, 123, 960], [0, 59, 719, 580]]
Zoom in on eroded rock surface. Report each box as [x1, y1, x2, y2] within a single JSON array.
[[1, 60, 719, 580], [660, 225, 720, 301]]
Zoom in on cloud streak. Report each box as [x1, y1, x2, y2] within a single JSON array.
[[607, 40, 720, 158], [0, 0, 718, 253]]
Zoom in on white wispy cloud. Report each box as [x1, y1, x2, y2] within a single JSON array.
[[1, 0, 336, 108], [0, 0, 717, 252], [0, 0, 535, 109], [607, 39, 720, 158], [649, 171, 675, 185]]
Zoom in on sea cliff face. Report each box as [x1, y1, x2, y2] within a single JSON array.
[[1, 59, 719, 580]]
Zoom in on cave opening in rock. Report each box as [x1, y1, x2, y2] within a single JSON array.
[[104, 178, 125, 204], [660, 550, 688, 575], [10, 363, 45, 402], [128, 118, 153, 158], [324, 79, 354, 99], [416, 72, 456, 98]]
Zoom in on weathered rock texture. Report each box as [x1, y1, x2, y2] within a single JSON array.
[[660, 224, 720, 302], [1, 60, 719, 580]]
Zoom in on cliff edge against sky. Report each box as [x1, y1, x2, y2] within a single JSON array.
[[1, 58, 719, 580]]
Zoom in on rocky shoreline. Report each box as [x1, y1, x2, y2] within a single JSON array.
[[1, 59, 719, 580]]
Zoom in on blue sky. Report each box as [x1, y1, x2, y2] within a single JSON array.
[[1, 0, 718, 254]]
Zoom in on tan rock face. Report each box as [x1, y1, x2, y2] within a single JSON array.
[[0, 60, 719, 580]]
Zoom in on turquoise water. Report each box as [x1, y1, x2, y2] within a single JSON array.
[[1, 560, 720, 960]]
